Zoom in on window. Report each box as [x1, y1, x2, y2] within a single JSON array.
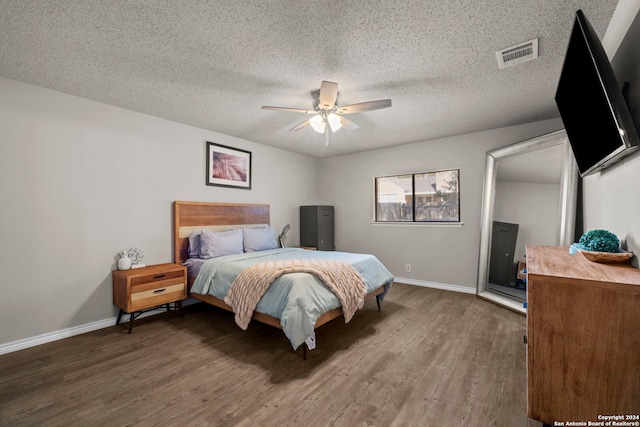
[[375, 169, 460, 222]]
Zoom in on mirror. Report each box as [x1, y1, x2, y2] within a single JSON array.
[[477, 130, 579, 314]]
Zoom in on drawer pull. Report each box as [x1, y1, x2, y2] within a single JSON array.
[[153, 274, 166, 279], [153, 288, 166, 294]]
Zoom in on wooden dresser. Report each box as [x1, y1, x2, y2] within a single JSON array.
[[526, 245, 640, 425]]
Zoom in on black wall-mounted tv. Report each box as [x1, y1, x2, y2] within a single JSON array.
[[555, 9, 639, 177]]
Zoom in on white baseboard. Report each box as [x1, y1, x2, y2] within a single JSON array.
[[0, 300, 198, 356], [0, 317, 120, 356], [0, 282, 471, 356], [393, 277, 476, 294]]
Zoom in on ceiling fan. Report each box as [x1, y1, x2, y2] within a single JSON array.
[[261, 81, 391, 144]]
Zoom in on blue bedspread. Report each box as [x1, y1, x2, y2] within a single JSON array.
[[190, 248, 394, 350]]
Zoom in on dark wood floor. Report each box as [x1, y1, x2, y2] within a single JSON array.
[[0, 283, 542, 427]]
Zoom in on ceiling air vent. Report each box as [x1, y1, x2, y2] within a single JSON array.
[[497, 38, 539, 69]]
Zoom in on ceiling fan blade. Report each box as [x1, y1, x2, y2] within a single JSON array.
[[336, 99, 392, 114], [319, 81, 338, 109], [340, 116, 359, 130], [261, 106, 315, 114], [290, 119, 311, 131], [324, 125, 331, 147]]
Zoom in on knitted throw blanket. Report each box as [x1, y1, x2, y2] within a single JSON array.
[[224, 259, 367, 330]]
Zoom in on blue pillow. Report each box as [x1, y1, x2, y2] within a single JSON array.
[[243, 226, 278, 252], [188, 231, 201, 258], [200, 228, 243, 259]]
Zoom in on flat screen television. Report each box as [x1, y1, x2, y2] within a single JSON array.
[[555, 9, 639, 177]]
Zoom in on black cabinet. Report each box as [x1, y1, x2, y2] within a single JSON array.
[[300, 206, 335, 250]]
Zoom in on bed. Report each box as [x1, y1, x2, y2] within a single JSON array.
[[173, 201, 394, 358]]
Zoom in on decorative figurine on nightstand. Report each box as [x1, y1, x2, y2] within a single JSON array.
[[117, 250, 132, 270], [127, 247, 145, 269], [116, 247, 145, 270]]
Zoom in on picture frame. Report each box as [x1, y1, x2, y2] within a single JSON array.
[[206, 142, 252, 189]]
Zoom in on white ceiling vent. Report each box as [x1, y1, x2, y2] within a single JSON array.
[[497, 38, 539, 69]]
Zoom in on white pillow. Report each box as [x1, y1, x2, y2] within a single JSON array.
[[243, 226, 278, 252], [199, 228, 243, 259]]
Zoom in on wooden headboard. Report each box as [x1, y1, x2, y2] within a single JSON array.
[[173, 201, 270, 265]]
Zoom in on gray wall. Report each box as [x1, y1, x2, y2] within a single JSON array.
[[0, 77, 317, 348], [317, 119, 564, 291], [583, 5, 640, 261]]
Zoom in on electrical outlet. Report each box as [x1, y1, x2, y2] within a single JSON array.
[[405, 264, 411, 272]]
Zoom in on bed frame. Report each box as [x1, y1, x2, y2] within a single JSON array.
[[173, 201, 384, 358]]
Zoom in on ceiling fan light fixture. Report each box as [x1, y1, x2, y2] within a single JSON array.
[[327, 113, 342, 132], [309, 114, 325, 133], [262, 80, 391, 136]]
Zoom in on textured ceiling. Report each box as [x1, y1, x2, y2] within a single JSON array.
[[0, 1, 620, 158]]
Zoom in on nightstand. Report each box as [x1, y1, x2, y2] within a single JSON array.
[[112, 263, 187, 333]]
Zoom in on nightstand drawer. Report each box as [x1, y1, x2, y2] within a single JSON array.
[[131, 269, 184, 286], [132, 282, 185, 301], [131, 275, 185, 292], [130, 282, 185, 311]]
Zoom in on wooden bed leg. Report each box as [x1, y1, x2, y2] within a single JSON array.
[[302, 344, 307, 360], [376, 295, 382, 312]]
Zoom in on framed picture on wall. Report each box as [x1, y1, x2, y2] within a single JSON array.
[[206, 142, 252, 189]]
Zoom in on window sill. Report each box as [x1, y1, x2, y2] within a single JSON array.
[[370, 222, 464, 227]]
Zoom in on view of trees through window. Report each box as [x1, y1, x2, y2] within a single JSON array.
[[375, 169, 460, 222]]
